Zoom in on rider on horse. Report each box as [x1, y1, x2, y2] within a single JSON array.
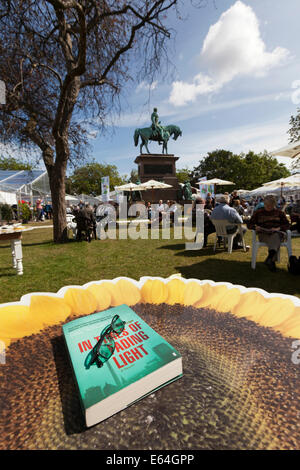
[[151, 107, 165, 142]]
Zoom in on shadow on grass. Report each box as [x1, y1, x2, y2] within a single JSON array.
[[157, 243, 186, 251], [0, 267, 17, 277], [22, 240, 55, 247], [175, 257, 300, 297], [0, 240, 54, 249], [157, 242, 219, 258]]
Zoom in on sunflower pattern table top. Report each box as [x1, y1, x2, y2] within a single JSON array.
[[1, 276, 300, 450]]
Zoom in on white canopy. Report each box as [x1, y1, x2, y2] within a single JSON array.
[[196, 178, 235, 186], [262, 173, 300, 188], [139, 179, 173, 189], [270, 141, 300, 158], [65, 194, 79, 201], [115, 182, 147, 192]]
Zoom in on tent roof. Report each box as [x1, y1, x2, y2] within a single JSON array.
[[270, 141, 300, 158], [0, 170, 46, 191]]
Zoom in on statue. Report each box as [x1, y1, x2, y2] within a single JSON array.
[[151, 107, 164, 141], [183, 181, 193, 201], [134, 108, 182, 154]]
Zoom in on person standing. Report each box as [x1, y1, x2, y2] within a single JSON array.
[[291, 197, 300, 233], [36, 198, 43, 221]]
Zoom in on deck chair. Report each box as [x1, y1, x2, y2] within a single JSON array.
[[251, 230, 292, 269], [211, 219, 246, 254]]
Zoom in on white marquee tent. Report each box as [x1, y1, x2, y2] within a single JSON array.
[[0, 169, 50, 205]]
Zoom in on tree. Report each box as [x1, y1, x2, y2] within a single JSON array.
[[0, 0, 182, 242], [191, 149, 290, 191], [0, 155, 32, 171], [67, 162, 127, 195], [128, 169, 140, 184], [176, 167, 192, 184]]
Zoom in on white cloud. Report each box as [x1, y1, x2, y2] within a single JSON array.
[[169, 73, 222, 107], [169, 1, 290, 106]]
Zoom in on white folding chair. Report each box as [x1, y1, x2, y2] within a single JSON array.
[[66, 214, 77, 239], [211, 219, 246, 254], [251, 230, 292, 269]]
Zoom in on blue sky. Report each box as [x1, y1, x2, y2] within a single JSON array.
[[87, 0, 300, 177]]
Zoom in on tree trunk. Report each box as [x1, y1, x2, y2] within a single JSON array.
[[48, 136, 69, 243], [49, 162, 68, 243]]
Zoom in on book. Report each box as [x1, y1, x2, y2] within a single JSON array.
[[62, 304, 183, 427]]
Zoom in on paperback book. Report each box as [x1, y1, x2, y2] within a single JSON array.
[[62, 304, 183, 427]]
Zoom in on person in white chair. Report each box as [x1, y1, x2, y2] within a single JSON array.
[[247, 194, 290, 272], [210, 194, 247, 250]]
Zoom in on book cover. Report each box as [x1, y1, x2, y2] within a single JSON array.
[[62, 304, 182, 426]]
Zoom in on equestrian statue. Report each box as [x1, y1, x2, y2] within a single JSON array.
[[134, 107, 182, 154]]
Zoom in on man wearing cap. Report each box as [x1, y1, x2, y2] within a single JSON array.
[[211, 194, 247, 249]]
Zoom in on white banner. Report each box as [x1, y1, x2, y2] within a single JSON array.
[[198, 177, 215, 198], [101, 176, 110, 202]]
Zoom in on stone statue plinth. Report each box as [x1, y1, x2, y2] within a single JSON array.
[[134, 153, 180, 202]]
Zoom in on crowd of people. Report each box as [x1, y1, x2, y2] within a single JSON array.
[[3, 190, 298, 274], [66, 198, 182, 242], [35, 199, 53, 221], [193, 190, 300, 272], [65, 193, 300, 257]]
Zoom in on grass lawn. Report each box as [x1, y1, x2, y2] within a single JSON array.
[[0, 222, 300, 304]]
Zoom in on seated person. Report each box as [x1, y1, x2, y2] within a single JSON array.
[[193, 197, 216, 247], [232, 199, 245, 216], [74, 205, 90, 241], [211, 194, 247, 249], [230, 190, 240, 207], [205, 192, 215, 208], [247, 194, 290, 272], [146, 201, 152, 220], [204, 197, 214, 211], [254, 198, 264, 212], [290, 197, 300, 233]]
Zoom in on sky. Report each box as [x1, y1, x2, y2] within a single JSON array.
[[86, 0, 300, 178]]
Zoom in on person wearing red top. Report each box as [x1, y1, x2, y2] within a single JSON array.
[[36, 199, 43, 221], [247, 195, 290, 272]]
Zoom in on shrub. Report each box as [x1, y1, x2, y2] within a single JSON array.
[[18, 202, 31, 222], [0, 203, 13, 222]]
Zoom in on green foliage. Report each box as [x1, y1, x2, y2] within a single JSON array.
[[67, 162, 128, 196], [0, 156, 32, 171], [0, 203, 13, 221], [128, 169, 140, 184], [191, 149, 291, 191], [18, 202, 31, 222], [176, 167, 191, 184]]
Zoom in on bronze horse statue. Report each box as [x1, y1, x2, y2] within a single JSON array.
[[134, 124, 182, 154]]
